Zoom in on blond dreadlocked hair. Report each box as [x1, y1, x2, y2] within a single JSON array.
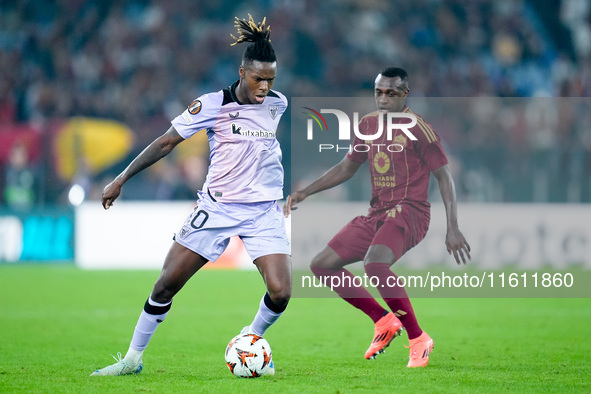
[[230, 14, 276, 64]]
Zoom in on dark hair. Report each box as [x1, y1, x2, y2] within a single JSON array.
[[230, 14, 276, 64], [379, 67, 409, 81]]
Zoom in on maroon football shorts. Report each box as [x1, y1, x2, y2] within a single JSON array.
[[327, 203, 430, 263]]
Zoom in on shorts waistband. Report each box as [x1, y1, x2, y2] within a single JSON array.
[[207, 188, 217, 202]]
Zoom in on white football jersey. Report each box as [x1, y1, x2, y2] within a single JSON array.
[[172, 81, 288, 203]]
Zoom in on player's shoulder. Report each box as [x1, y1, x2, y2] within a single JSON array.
[[405, 106, 439, 143], [184, 90, 224, 115], [360, 110, 381, 121], [197, 90, 225, 107], [267, 89, 288, 107], [177, 90, 225, 125], [357, 110, 381, 130], [404, 106, 430, 124]]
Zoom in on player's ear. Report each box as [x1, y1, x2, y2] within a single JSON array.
[[239, 65, 246, 79]]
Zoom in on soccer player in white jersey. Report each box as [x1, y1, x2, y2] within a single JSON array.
[[91, 15, 290, 376]]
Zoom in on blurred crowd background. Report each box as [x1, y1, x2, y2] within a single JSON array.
[[1, 0, 590, 209]]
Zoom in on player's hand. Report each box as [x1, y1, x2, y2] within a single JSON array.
[[101, 179, 123, 210], [283, 191, 307, 217], [445, 227, 471, 265]]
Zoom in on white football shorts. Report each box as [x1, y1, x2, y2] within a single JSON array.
[[175, 190, 290, 262]]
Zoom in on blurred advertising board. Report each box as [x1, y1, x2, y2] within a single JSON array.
[[0, 208, 74, 263], [3, 201, 589, 273], [75, 201, 251, 270], [291, 202, 591, 270]]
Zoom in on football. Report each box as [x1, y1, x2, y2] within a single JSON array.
[[225, 333, 273, 378]]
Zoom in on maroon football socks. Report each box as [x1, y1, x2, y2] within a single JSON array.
[[364, 262, 423, 340], [310, 266, 387, 323]]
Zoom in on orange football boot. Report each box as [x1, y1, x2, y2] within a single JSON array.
[[406, 331, 434, 367], [365, 312, 404, 359]]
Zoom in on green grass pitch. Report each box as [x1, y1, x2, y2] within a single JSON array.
[[0, 265, 589, 393]]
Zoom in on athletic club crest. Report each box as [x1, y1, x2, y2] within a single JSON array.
[[179, 225, 191, 238], [268, 105, 279, 119]]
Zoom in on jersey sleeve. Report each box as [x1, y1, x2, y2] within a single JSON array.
[[273, 90, 289, 115], [411, 116, 449, 171], [171, 91, 223, 139]]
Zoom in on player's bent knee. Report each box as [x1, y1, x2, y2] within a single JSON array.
[[364, 244, 397, 266], [310, 253, 325, 269], [310, 248, 343, 270]]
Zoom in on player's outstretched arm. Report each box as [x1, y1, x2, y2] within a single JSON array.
[[431, 164, 471, 264], [283, 156, 361, 217], [102, 126, 185, 210]]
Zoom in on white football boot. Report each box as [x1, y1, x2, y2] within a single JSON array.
[[90, 353, 143, 376]]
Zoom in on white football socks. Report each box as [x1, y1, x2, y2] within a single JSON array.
[[126, 297, 172, 361], [249, 294, 283, 336]]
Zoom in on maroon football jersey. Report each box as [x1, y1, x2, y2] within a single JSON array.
[[346, 106, 448, 214]]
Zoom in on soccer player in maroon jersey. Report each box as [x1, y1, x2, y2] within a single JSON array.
[[284, 67, 471, 367]]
